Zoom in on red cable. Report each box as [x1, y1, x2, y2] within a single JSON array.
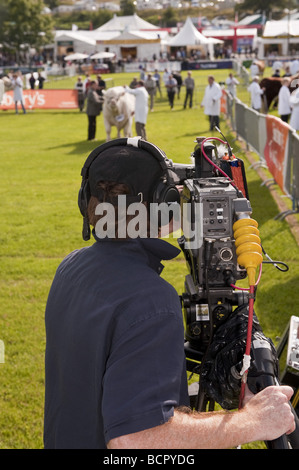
[[239, 284, 255, 409]]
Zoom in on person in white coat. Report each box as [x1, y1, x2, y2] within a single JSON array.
[[278, 78, 291, 123], [12, 72, 26, 114], [225, 73, 239, 98], [247, 76, 265, 112], [201, 75, 223, 131], [289, 86, 299, 131], [124, 80, 149, 140], [250, 60, 260, 79]]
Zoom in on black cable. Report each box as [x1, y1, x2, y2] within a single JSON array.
[[262, 245, 289, 272]]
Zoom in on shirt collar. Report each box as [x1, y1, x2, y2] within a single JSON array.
[[92, 230, 181, 274], [139, 238, 181, 274]]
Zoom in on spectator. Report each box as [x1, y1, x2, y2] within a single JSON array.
[[12, 72, 26, 114], [74, 76, 85, 112], [153, 69, 162, 97], [145, 73, 156, 111], [96, 74, 106, 114], [38, 73, 45, 89], [139, 67, 146, 81], [29, 73, 36, 90], [250, 60, 260, 79], [290, 59, 299, 75], [183, 71, 195, 109], [201, 75, 222, 130], [290, 85, 299, 131], [165, 74, 178, 110], [96, 74, 106, 96], [278, 78, 291, 123], [83, 73, 91, 96], [162, 69, 170, 87], [129, 77, 138, 89], [173, 71, 182, 99], [86, 81, 103, 141], [124, 80, 149, 140], [225, 73, 239, 98], [283, 66, 292, 77], [247, 76, 265, 112]]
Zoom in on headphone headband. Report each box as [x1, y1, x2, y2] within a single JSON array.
[[81, 137, 169, 180]]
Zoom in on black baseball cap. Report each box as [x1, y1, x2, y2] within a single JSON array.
[[88, 145, 165, 203]]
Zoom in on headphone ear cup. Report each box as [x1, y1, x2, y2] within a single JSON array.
[[151, 182, 181, 226], [152, 181, 180, 205], [78, 180, 91, 241], [78, 180, 90, 217]]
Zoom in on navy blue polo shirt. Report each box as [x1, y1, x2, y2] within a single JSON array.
[[44, 236, 189, 449]]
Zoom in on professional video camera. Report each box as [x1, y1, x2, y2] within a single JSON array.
[[171, 130, 299, 449]]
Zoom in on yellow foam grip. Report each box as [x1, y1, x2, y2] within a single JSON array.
[[233, 218, 263, 286]]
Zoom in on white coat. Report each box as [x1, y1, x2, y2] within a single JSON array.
[[12, 76, 24, 102], [125, 85, 149, 124], [247, 81, 264, 110], [225, 76, 239, 97], [290, 59, 299, 75], [289, 88, 299, 131], [250, 63, 259, 78], [278, 85, 291, 116], [201, 82, 222, 116]]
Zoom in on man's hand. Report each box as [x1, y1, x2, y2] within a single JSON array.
[[242, 385, 295, 441]]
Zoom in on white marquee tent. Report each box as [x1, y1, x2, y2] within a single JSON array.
[[95, 13, 160, 32], [258, 20, 299, 56], [54, 14, 167, 60], [167, 17, 223, 60]]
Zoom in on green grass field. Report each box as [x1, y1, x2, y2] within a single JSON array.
[[0, 69, 298, 449]]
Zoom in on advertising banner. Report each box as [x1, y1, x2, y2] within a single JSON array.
[[220, 89, 227, 115], [244, 106, 260, 156], [0, 89, 79, 110], [235, 100, 247, 141], [286, 131, 299, 199], [263, 114, 290, 194]]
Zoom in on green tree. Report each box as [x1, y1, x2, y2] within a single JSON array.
[[1, 0, 53, 56], [161, 7, 178, 27], [236, 0, 296, 17], [120, 0, 136, 16]]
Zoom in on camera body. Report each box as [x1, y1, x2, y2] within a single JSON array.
[[171, 138, 251, 356]]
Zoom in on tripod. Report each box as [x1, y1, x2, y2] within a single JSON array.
[[183, 305, 299, 449]]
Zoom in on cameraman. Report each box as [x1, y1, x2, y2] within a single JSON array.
[[44, 139, 295, 449]]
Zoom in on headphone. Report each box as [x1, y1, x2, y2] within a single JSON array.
[[78, 137, 181, 240]]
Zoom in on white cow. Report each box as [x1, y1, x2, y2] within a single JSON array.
[[102, 86, 135, 141]]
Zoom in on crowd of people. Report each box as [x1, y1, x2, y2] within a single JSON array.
[[3, 61, 299, 137], [246, 59, 299, 129], [71, 64, 299, 141], [77, 68, 195, 141]]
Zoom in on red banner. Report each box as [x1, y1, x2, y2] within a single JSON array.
[[0, 89, 79, 110], [263, 115, 290, 193], [220, 89, 227, 115]]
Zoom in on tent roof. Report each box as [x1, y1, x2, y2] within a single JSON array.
[[238, 14, 264, 26], [263, 20, 299, 37], [55, 30, 96, 45], [168, 17, 210, 46], [95, 13, 159, 32]]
